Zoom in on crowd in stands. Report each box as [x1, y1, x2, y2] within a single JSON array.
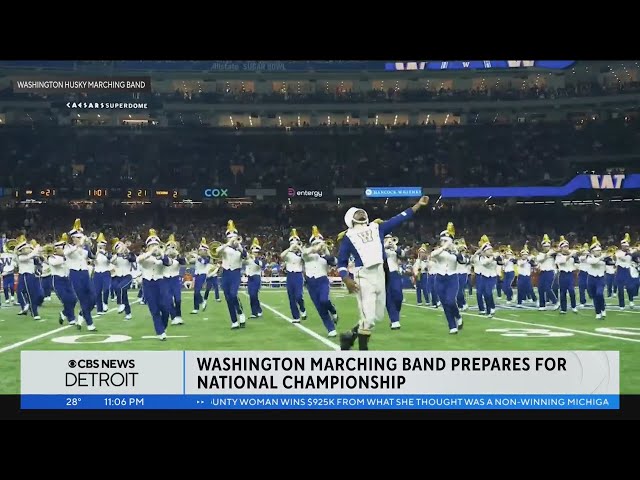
[[2, 118, 639, 190], [3, 79, 640, 106], [159, 80, 640, 104]]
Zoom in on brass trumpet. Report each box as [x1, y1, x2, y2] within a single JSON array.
[[41, 244, 57, 256], [209, 241, 222, 259], [325, 238, 335, 251], [185, 249, 198, 263], [90, 232, 98, 240], [150, 242, 166, 258], [227, 236, 243, 246], [3, 238, 18, 253]]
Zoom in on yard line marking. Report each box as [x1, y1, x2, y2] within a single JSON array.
[[0, 299, 141, 354], [402, 302, 640, 343], [604, 306, 640, 314], [243, 293, 339, 351]]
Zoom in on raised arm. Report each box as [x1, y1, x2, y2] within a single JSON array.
[[379, 196, 429, 236]]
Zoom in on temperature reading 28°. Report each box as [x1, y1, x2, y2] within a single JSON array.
[[66, 397, 82, 407]]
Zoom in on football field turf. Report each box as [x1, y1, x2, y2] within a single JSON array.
[[0, 287, 639, 394]]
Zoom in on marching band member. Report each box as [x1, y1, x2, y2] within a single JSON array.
[[65, 219, 97, 329], [472, 235, 498, 317], [110, 273, 117, 302], [216, 220, 248, 329], [136, 265, 145, 304], [384, 233, 406, 329], [554, 236, 578, 314], [1, 242, 16, 305], [501, 246, 516, 305], [92, 233, 112, 316], [516, 244, 537, 307], [137, 229, 172, 340], [413, 245, 429, 306], [204, 260, 221, 303], [165, 234, 186, 326], [455, 239, 471, 311], [110, 238, 136, 320], [189, 237, 211, 314], [302, 227, 338, 336], [471, 249, 486, 314], [430, 222, 464, 333], [535, 234, 559, 311], [15, 235, 44, 320], [337, 196, 430, 351], [40, 255, 53, 301], [15, 239, 30, 314], [496, 262, 504, 299], [630, 244, 640, 300], [244, 237, 264, 318], [605, 249, 616, 298], [615, 233, 635, 309], [280, 228, 307, 323], [585, 236, 609, 319], [48, 234, 78, 326], [427, 248, 440, 308], [551, 264, 560, 301], [577, 243, 590, 307], [32, 240, 46, 302]]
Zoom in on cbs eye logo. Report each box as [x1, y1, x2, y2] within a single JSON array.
[[287, 188, 296, 197]]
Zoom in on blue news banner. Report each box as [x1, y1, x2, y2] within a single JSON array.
[[21, 394, 618, 410], [19, 351, 620, 410]]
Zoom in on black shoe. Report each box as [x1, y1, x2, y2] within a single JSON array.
[[357, 334, 370, 351], [18, 310, 27, 316], [340, 331, 357, 350], [239, 322, 246, 328], [59, 312, 64, 325]]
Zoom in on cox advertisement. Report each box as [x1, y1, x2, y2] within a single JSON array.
[[202, 187, 242, 199]]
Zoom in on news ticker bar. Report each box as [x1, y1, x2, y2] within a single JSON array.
[[12, 76, 152, 93], [20, 394, 619, 410], [21, 351, 619, 411]]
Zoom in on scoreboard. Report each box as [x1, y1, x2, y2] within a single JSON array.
[[11, 188, 185, 201], [124, 189, 180, 200], [13, 188, 58, 199]]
